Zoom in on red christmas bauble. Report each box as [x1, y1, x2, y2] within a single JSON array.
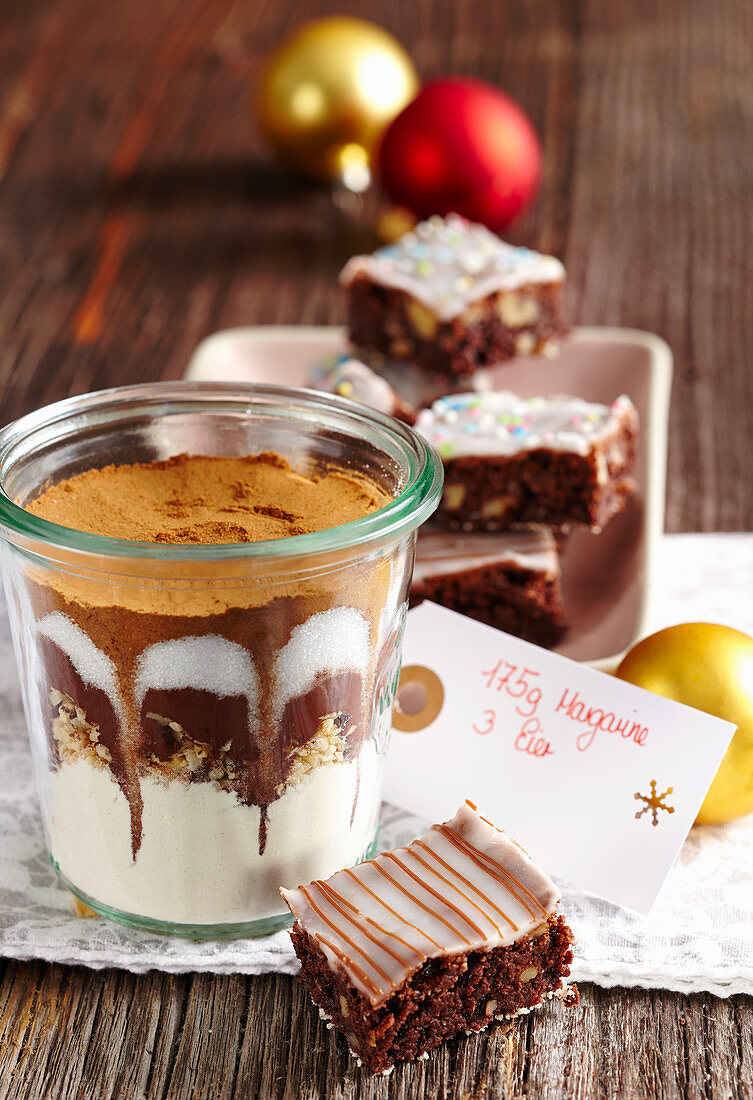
[[378, 77, 542, 231]]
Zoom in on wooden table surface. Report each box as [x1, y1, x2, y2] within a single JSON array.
[[1, 0, 752, 1096]]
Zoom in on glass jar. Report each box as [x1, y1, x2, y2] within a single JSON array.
[[0, 382, 442, 937]]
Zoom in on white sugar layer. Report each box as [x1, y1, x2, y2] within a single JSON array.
[[37, 613, 122, 704], [134, 635, 259, 715], [274, 608, 370, 711]]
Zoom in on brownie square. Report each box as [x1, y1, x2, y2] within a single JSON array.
[[341, 214, 569, 380], [416, 391, 638, 532], [410, 528, 567, 648], [282, 801, 578, 1074]]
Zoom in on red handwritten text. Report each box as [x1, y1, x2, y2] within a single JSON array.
[[515, 717, 554, 758], [472, 709, 496, 736], [556, 689, 649, 752], [482, 660, 542, 718]]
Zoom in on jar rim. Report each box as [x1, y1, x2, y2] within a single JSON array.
[[0, 381, 444, 561]]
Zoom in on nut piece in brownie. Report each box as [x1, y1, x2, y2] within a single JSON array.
[[341, 213, 569, 380], [309, 356, 417, 425], [281, 800, 578, 1075], [411, 528, 567, 648], [416, 391, 638, 532]]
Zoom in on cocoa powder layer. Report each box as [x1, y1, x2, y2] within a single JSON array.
[[26, 452, 391, 544]]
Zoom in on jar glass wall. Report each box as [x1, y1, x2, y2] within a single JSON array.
[[0, 382, 442, 937]]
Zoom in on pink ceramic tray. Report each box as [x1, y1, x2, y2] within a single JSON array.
[[185, 326, 673, 669]]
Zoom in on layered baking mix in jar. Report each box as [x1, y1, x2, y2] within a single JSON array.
[[0, 382, 442, 936]]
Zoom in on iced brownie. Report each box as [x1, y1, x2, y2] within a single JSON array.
[[410, 529, 567, 648], [309, 357, 417, 425], [416, 391, 638, 532], [341, 214, 569, 380], [282, 801, 578, 1074], [24, 453, 401, 926], [310, 354, 497, 427]]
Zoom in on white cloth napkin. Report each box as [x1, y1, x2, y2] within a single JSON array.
[[1, 534, 752, 994]]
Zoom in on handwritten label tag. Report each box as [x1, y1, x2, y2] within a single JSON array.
[[385, 603, 736, 913]]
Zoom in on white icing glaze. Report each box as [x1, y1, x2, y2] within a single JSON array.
[[412, 529, 559, 584], [310, 354, 493, 422], [310, 357, 400, 416], [340, 214, 565, 322], [415, 391, 636, 459], [281, 801, 559, 1007]]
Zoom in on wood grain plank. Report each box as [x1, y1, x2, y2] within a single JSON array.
[[140, 973, 191, 1100], [0, 0, 246, 425], [74, 969, 162, 1100], [0, 0, 105, 181], [234, 973, 292, 1100], [0, 962, 102, 1100], [1, 967, 753, 1098], [162, 974, 246, 1100]]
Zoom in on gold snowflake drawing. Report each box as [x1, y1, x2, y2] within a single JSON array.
[[634, 780, 675, 826]]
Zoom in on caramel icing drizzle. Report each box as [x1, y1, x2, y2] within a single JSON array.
[[316, 882, 412, 966], [299, 886, 394, 986], [341, 867, 444, 951], [432, 824, 547, 920], [411, 840, 516, 934], [383, 851, 488, 938], [281, 801, 560, 1007]]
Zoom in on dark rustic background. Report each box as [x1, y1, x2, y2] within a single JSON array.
[[1, 0, 752, 1097]]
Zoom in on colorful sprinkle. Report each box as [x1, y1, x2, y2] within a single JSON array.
[[460, 251, 486, 275], [348, 215, 565, 322], [413, 390, 632, 466]]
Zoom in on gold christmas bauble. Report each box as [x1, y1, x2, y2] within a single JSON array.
[[256, 16, 419, 183], [616, 623, 753, 824]]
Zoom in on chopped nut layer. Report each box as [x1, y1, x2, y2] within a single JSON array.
[[50, 688, 112, 769]]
